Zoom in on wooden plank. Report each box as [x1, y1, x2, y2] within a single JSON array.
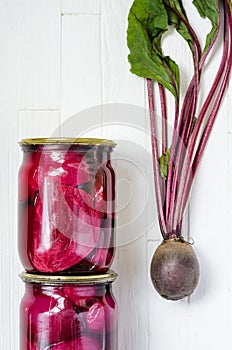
[[101, 2, 149, 349], [0, 2, 61, 349], [227, 90, 232, 350], [111, 239, 149, 349], [19, 110, 61, 139], [0, 0, 23, 346], [186, 98, 230, 349], [101, 0, 145, 106], [183, 1, 231, 347], [0, 0, 232, 349], [18, 0, 61, 108], [60, 14, 102, 135], [61, 0, 100, 14]]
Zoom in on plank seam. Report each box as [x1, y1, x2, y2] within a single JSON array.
[[19, 109, 60, 112], [59, 6, 63, 135], [61, 13, 100, 16]]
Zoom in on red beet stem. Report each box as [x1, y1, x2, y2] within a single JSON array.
[[159, 83, 168, 156], [173, 1, 232, 230], [165, 34, 201, 228], [159, 83, 168, 203], [147, 79, 167, 237], [166, 4, 222, 233], [165, 98, 179, 229], [179, 9, 232, 223], [167, 62, 200, 232]]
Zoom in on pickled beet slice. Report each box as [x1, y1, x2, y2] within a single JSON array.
[[38, 150, 90, 188], [19, 206, 33, 270], [85, 295, 116, 334], [92, 236, 111, 267], [62, 155, 91, 186], [78, 186, 105, 213], [104, 293, 117, 333], [85, 247, 110, 270], [50, 337, 101, 350], [85, 302, 106, 333], [82, 218, 114, 269], [24, 291, 81, 348], [19, 154, 39, 204], [29, 184, 101, 272], [63, 287, 114, 334], [63, 286, 97, 306]]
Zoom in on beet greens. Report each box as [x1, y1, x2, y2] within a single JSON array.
[[128, 0, 232, 237], [127, 0, 232, 300]]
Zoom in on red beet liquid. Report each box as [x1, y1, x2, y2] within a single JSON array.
[[18, 142, 115, 274], [20, 280, 117, 350]]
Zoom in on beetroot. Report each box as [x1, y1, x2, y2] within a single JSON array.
[[86, 247, 111, 271], [49, 337, 101, 350], [127, 0, 232, 300], [85, 302, 106, 333], [150, 238, 200, 300], [29, 183, 101, 272], [85, 292, 117, 333], [61, 153, 89, 186], [85, 229, 112, 270], [104, 292, 117, 333], [63, 285, 97, 306], [63, 285, 117, 334], [21, 289, 80, 348]]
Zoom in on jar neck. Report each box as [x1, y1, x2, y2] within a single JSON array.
[[21, 144, 114, 153], [25, 282, 112, 297], [22, 147, 112, 164]]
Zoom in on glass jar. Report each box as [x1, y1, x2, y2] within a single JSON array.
[[20, 272, 118, 350], [18, 138, 116, 274]]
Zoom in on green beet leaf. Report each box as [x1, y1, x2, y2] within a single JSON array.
[[127, 0, 180, 97], [159, 148, 171, 179], [193, 0, 219, 58], [164, 0, 195, 55]]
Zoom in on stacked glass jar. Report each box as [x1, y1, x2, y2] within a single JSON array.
[[18, 138, 117, 350]]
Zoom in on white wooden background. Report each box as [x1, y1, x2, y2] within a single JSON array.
[[0, 1, 232, 349]]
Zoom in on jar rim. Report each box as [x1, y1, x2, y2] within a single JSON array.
[[19, 137, 116, 147], [20, 271, 118, 285]]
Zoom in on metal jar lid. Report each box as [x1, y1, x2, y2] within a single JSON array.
[[20, 271, 118, 285], [19, 137, 116, 147]]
